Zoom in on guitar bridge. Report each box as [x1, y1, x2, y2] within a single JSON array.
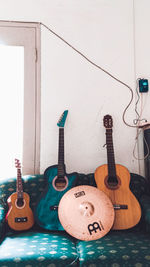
[[50, 205, 58, 211], [15, 217, 28, 223], [114, 204, 128, 210]]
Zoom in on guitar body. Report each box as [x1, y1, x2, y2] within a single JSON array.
[[95, 164, 141, 230], [6, 192, 34, 231], [34, 165, 77, 230]]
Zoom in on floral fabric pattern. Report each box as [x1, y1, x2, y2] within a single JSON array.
[[0, 173, 149, 266]]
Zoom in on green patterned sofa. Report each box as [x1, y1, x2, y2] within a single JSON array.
[[0, 173, 150, 267]]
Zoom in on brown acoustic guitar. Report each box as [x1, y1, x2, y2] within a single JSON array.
[[6, 159, 34, 231], [94, 115, 141, 230]]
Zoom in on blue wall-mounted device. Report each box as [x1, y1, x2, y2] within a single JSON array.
[[139, 79, 149, 93]]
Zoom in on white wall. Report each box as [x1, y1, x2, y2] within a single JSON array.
[[0, 0, 149, 176]]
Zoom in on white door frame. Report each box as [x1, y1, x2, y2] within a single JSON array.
[[0, 21, 41, 175]]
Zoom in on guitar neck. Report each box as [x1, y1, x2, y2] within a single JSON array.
[[106, 128, 116, 177], [58, 127, 65, 177], [17, 168, 23, 199]]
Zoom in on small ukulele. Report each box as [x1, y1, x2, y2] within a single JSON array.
[[34, 110, 78, 230], [94, 115, 141, 230], [6, 159, 34, 231]]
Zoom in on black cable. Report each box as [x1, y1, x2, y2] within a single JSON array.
[[0, 19, 138, 128], [40, 22, 137, 128]]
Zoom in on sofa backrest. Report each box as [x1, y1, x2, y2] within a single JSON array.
[[0, 172, 148, 214]]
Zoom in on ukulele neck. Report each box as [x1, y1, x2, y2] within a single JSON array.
[[17, 168, 23, 199], [58, 127, 65, 178]]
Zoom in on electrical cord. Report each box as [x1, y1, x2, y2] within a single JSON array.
[[132, 79, 149, 160], [2, 20, 149, 161], [0, 20, 147, 128], [134, 78, 141, 124], [133, 129, 150, 160], [40, 21, 150, 161], [133, 78, 147, 125], [66, 255, 79, 266], [40, 22, 137, 128]]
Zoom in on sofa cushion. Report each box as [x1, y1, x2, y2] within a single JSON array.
[[76, 230, 150, 267], [0, 230, 78, 266], [140, 195, 150, 233], [129, 173, 149, 200], [0, 204, 5, 242]]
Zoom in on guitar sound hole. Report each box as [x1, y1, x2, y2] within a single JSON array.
[[108, 176, 118, 186], [55, 179, 66, 190], [53, 176, 68, 191], [105, 175, 121, 190], [16, 198, 24, 207]]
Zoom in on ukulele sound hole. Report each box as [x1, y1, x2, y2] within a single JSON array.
[[53, 176, 68, 191]]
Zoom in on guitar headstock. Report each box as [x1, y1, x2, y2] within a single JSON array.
[[15, 159, 21, 169], [103, 115, 113, 129], [57, 110, 68, 127]]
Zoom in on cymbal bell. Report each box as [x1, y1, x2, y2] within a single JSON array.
[[58, 185, 114, 241]]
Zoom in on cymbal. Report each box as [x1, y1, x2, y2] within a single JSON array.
[[58, 185, 114, 241]]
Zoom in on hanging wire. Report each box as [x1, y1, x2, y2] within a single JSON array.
[[133, 78, 147, 125], [0, 19, 147, 128], [133, 78, 141, 124], [1, 19, 149, 162], [40, 22, 137, 128], [132, 80, 149, 160], [40, 22, 150, 161], [133, 129, 150, 160]]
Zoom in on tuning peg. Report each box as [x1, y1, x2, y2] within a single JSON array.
[[15, 159, 21, 168]]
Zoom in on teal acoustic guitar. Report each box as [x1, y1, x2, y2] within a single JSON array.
[[34, 110, 78, 230]]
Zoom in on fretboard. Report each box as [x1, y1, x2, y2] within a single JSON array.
[[17, 168, 23, 199], [58, 128, 65, 177], [106, 128, 116, 177]]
